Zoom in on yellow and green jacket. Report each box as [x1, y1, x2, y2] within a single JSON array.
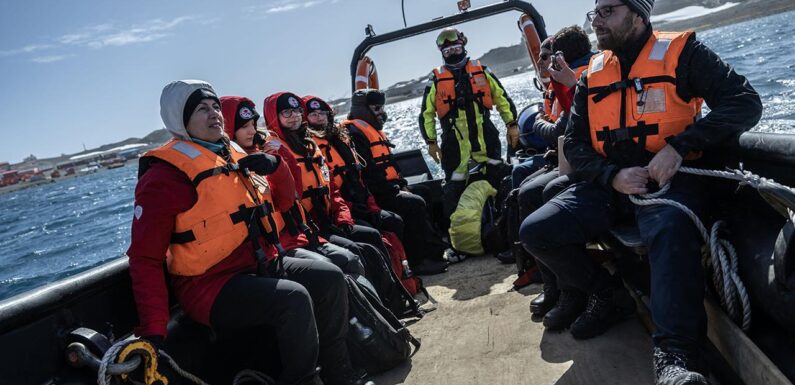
[[419, 59, 516, 176]]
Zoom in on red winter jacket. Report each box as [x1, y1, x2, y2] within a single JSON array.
[[263, 92, 354, 228], [127, 144, 294, 338], [302, 95, 381, 216]]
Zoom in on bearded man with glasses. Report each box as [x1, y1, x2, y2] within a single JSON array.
[[519, 1, 762, 384], [418, 27, 519, 235]]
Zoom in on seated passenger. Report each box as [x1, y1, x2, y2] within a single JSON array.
[[520, 1, 762, 383], [303, 96, 406, 252], [220, 94, 366, 281], [344, 89, 450, 275], [514, 25, 596, 315], [262, 92, 394, 288], [128, 80, 365, 385]]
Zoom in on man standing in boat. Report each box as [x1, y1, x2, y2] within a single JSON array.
[[418, 27, 519, 228], [519, 0, 762, 384]]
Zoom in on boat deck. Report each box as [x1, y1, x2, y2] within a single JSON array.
[[374, 256, 655, 385]]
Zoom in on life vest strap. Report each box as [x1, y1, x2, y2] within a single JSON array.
[[595, 121, 660, 144], [171, 230, 196, 244], [301, 185, 330, 199], [589, 75, 676, 103], [369, 139, 395, 149], [192, 164, 239, 187]]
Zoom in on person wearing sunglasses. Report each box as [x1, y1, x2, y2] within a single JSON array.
[[418, 27, 519, 230], [520, 1, 762, 384]]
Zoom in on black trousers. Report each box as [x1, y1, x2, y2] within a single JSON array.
[[377, 190, 447, 265], [519, 174, 707, 349], [288, 241, 366, 277], [517, 169, 572, 290], [209, 257, 349, 385]]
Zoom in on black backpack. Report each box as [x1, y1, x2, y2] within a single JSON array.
[[345, 275, 421, 375], [354, 242, 423, 319]]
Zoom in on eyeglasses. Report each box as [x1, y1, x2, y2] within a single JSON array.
[[279, 108, 303, 118], [586, 4, 627, 22], [369, 104, 384, 112], [436, 29, 461, 47], [307, 110, 328, 118], [441, 44, 464, 57]]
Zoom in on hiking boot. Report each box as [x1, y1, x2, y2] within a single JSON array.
[[569, 287, 636, 340], [412, 259, 448, 275], [443, 248, 467, 264], [530, 286, 560, 316], [542, 290, 586, 331], [653, 347, 708, 385], [494, 250, 515, 264]]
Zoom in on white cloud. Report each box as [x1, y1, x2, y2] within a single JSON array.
[[64, 16, 196, 49], [246, 0, 326, 15], [1, 15, 200, 59], [0, 44, 53, 57], [31, 55, 73, 63]]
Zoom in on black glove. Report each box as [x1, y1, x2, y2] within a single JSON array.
[[238, 153, 279, 175], [253, 131, 268, 147], [141, 335, 165, 351]]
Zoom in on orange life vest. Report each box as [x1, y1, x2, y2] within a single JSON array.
[[343, 119, 401, 182], [283, 141, 332, 218], [432, 60, 494, 118], [587, 31, 702, 157], [543, 86, 557, 121], [143, 139, 283, 276], [311, 134, 351, 191]]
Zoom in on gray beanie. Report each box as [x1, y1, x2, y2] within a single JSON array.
[[622, 0, 654, 20]]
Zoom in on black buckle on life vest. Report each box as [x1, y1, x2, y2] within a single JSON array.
[[595, 121, 659, 145]]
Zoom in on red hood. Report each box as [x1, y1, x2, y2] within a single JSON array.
[[220, 96, 257, 140], [263, 91, 304, 142], [301, 95, 332, 122]]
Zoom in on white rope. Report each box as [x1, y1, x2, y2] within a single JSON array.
[[628, 166, 763, 331]]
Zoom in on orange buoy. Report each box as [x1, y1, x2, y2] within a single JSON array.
[[517, 13, 546, 86], [354, 55, 380, 90]]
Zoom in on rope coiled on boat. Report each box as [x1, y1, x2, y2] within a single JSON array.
[[626, 166, 795, 331], [98, 338, 276, 385]]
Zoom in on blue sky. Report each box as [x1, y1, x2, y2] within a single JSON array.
[[0, 0, 594, 163]]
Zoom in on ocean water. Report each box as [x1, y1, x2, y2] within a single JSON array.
[[1, 11, 793, 301]]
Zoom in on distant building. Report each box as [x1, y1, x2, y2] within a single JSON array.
[[0, 162, 9, 171], [1, 170, 20, 187], [23, 154, 37, 162]]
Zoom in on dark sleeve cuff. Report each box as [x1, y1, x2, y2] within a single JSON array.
[[598, 165, 621, 191], [665, 135, 694, 158]]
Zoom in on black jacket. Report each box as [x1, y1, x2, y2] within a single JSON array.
[[563, 26, 763, 190]]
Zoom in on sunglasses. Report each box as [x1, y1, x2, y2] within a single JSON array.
[[369, 104, 385, 112], [586, 4, 628, 22], [279, 108, 303, 118]]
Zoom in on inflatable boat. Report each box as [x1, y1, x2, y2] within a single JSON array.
[[1, 1, 793, 384]]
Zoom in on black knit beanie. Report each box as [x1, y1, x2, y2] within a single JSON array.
[[235, 101, 259, 131], [183, 88, 220, 128]]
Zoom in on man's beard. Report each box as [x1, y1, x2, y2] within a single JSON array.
[[595, 13, 636, 51]]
